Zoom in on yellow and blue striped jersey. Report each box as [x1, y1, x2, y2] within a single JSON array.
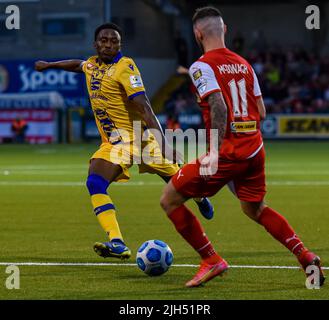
[[82, 52, 146, 144]]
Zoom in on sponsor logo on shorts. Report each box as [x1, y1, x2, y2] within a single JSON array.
[[177, 170, 184, 180], [230, 121, 257, 133]]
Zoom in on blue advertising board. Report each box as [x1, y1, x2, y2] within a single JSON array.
[[0, 59, 89, 107]]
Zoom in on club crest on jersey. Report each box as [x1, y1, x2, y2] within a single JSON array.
[[129, 64, 134, 71], [130, 75, 143, 88], [193, 69, 202, 80]]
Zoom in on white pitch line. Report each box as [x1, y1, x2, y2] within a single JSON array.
[[0, 181, 86, 186], [2, 171, 86, 175], [268, 171, 329, 175], [2, 167, 329, 175], [0, 165, 87, 170], [0, 262, 328, 270], [268, 181, 329, 186], [1, 165, 329, 173], [0, 181, 329, 187], [2, 171, 329, 176]]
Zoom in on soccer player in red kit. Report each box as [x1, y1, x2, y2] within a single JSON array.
[[160, 6, 325, 288]]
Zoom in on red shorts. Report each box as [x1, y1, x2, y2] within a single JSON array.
[[172, 147, 266, 202]]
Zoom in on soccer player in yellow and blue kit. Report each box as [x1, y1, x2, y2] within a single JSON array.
[[35, 23, 214, 260]]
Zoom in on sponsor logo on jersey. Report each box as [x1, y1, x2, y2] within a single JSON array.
[[94, 108, 122, 142], [196, 77, 207, 94], [230, 121, 257, 133], [193, 69, 202, 80], [91, 69, 105, 91], [130, 75, 143, 88], [90, 93, 109, 101], [217, 64, 248, 75]]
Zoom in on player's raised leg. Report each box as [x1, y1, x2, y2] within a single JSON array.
[[86, 158, 131, 260], [241, 201, 325, 286], [160, 179, 228, 287]]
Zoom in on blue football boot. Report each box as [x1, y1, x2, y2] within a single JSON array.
[[93, 238, 131, 260], [196, 197, 214, 220]]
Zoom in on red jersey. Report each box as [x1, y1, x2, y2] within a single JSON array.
[[189, 48, 263, 161]]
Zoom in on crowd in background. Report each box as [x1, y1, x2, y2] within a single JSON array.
[[165, 42, 329, 128], [250, 47, 329, 114]]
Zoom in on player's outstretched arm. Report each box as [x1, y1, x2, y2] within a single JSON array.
[[131, 93, 183, 163], [176, 65, 189, 75], [34, 60, 85, 73]]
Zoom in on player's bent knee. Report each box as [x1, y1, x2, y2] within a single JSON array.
[[160, 193, 168, 210], [160, 186, 178, 215], [86, 174, 110, 195], [160, 192, 172, 214], [160, 184, 186, 215], [256, 203, 267, 221], [241, 201, 266, 222]]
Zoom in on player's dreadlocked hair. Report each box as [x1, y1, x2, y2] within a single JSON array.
[[94, 23, 123, 41], [192, 6, 223, 24]]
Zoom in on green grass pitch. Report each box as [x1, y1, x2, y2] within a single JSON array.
[[0, 141, 328, 300]]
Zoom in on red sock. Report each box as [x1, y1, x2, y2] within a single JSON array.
[[168, 205, 221, 264], [259, 207, 306, 256]]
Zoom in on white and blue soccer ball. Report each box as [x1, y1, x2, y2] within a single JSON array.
[[136, 240, 173, 276]]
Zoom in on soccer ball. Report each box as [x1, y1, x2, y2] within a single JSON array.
[[136, 240, 173, 276]]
